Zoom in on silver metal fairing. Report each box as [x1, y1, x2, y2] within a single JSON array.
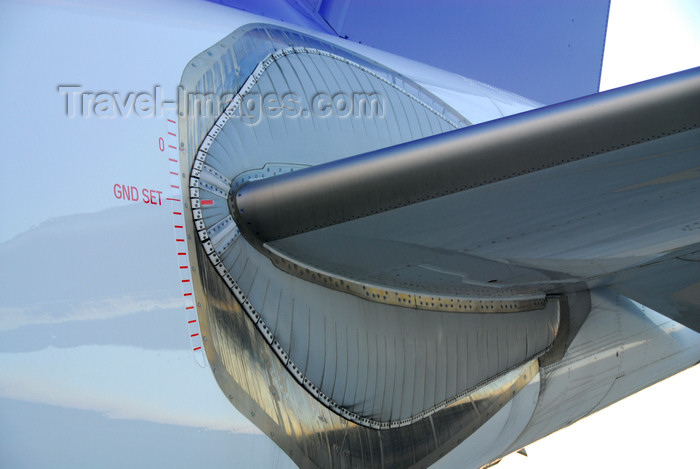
[[180, 24, 560, 468]]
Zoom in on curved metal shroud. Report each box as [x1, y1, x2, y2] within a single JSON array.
[[195, 237, 542, 469], [181, 23, 562, 468]]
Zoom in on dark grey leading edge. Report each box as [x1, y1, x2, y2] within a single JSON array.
[[232, 66, 700, 243]]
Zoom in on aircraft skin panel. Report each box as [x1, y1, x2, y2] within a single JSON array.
[[432, 374, 542, 469], [605, 246, 700, 332], [496, 289, 700, 462], [0, 2, 307, 467], [1, 1, 699, 468]]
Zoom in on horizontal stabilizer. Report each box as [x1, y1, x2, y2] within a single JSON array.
[[233, 66, 700, 243]]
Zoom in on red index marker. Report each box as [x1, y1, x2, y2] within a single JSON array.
[[201, 199, 214, 206]]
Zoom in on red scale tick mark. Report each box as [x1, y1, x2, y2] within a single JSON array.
[[168, 145, 177, 149], [167, 197, 181, 202], [193, 346, 202, 351], [188, 320, 197, 324], [186, 305, 194, 309], [168, 131, 176, 136], [169, 158, 177, 162], [184, 293, 192, 297], [167, 118, 176, 124], [173, 212, 182, 215], [191, 333, 199, 338], [182, 279, 190, 283], [176, 239, 185, 242]]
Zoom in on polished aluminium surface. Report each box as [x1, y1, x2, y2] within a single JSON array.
[[436, 288, 700, 468], [180, 23, 560, 467], [232, 66, 700, 243], [265, 244, 547, 313], [193, 234, 542, 468], [190, 230, 559, 425], [606, 242, 700, 332], [179, 24, 468, 170]]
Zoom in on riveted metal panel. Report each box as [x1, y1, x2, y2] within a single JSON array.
[[180, 23, 558, 468]]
